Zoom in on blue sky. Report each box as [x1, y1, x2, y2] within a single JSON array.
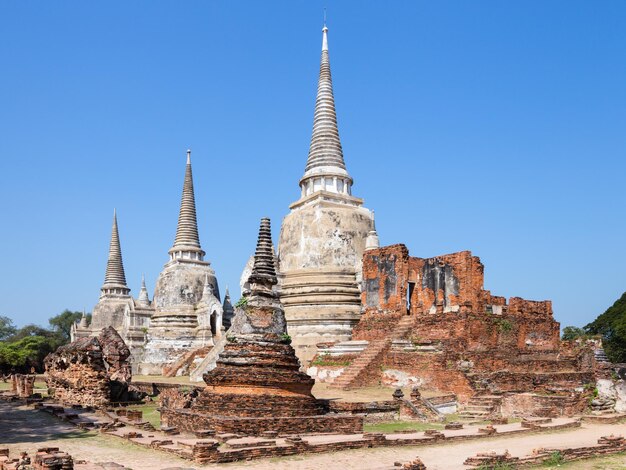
[[0, 1, 624, 329]]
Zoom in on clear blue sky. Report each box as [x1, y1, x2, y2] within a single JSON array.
[[1, 1, 624, 329]]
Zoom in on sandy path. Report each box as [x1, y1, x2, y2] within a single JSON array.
[[0, 402, 187, 469], [2, 402, 626, 469], [216, 421, 626, 470]]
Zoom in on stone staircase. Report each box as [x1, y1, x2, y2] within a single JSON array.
[[163, 345, 212, 378], [330, 315, 416, 390], [189, 330, 231, 382], [459, 395, 502, 420], [594, 348, 611, 364]]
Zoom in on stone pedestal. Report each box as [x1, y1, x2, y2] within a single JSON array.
[[137, 259, 219, 375], [278, 192, 373, 365], [161, 302, 361, 434]]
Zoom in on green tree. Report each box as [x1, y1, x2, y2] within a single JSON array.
[[585, 292, 626, 363], [0, 316, 17, 341], [8, 324, 59, 342], [48, 309, 85, 343], [0, 335, 56, 372], [561, 326, 586, 341]]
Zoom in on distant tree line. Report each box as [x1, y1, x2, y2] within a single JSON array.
[[562, 291, 626, 363], [0, 310, 90, 374]]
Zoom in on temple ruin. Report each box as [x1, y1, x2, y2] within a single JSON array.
[[45, 326, 132, 407], [63, 24, 617, 423], [308, 244, 598, 416], [161, 218, 362, 434]]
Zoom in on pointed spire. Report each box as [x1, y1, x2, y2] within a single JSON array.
[[80, 309, 89, 328], [246, 218, 278, 298], [102, 209, 130, 295], [222, 285, 234, 329], [299, 23, 353, 198], [169, 149, 205, 261], [137, 274, 150, 306], [251, 218, 277, 280]]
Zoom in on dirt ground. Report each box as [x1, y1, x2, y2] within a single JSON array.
[[2, 401, 626, 469]]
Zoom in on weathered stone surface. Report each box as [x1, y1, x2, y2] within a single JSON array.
[[162, 218, 362, 435], [279, 200, 373, 365], [44, 327, 132, 407], [139, 259, 221, 375]]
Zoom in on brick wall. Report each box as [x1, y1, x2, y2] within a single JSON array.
[[161, 409, 363, 435], [345, 245, 594, 402]]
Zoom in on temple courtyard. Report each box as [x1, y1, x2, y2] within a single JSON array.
[[2, 399, 626, 469]]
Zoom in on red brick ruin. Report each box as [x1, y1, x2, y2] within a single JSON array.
[[44, 326, 132, 407], [10, 374, 35, 398], [319, 244, 598, 416]]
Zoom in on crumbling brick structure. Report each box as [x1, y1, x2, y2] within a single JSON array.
[[162, 219, 362, 434], [319, 244, 596, 410], [44, 326, 132, 407], [10, 374, 35, 398]]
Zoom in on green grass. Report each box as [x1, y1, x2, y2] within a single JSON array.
[[542, 451, 565, 467], [0, 380, 47, 392], [477, 463, 516, 470], [125, 403, 161, 428], [533, 451, 626, 469], [363, 420, 444, 433]]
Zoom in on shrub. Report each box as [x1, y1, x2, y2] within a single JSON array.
[[542, 450, 564, 466]]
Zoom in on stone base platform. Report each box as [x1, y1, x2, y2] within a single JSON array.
[[161, 408, 363, 435]]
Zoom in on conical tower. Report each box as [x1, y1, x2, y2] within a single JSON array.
[[365, 211, 380, 251], [299, 24, 353, 199], [277, 23, 375, 366], [139, 149, 221, 375], [137, 274, 150, 306], [169, 150, 205, 262], [90, 210, 132, 333], [222, 286, 235, 329], [101, 209, 130, 297], [248, 217, 278, 292]]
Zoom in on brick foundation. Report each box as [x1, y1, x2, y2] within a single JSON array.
[[161, 408, 363, 435]]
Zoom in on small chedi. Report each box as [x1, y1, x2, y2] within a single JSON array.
[[45, 326, 132, 407], [161, 218, 362, 434], [311, 244, 597, 417]]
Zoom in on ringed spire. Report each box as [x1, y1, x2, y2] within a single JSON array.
[[169, 149, 206, 262], [299, 23, 353, 199], [102, 209, 130, 296]]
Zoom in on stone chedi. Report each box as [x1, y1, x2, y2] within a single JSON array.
[[88, 209, 132, 333], [72, 211, 153, 362], [139, 150, 223, 374], [161, 218, 362, 434], [73, 150, 227, 375], [278, 24, 375, 365], [45, 326, 132, 407]]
